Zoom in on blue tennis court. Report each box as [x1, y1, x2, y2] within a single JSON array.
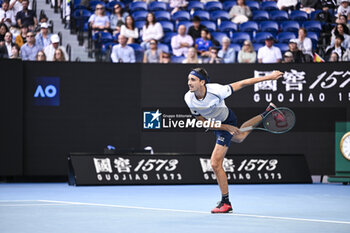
[[1, 183, 349, 233]]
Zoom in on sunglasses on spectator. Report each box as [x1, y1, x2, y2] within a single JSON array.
[[96, 7, 104, 10], [150, 42, 156, 45], [243, 43, 250, 46], [162, 55, 170, 58], [27, 35, 34, 37], [114, 6, 120, 9]]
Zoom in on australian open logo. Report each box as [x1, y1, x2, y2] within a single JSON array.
[[143, 109, 162, 129], [33, 77, 60, 106]]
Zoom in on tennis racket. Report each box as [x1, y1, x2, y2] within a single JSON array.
[[240, 107, 296, 134]]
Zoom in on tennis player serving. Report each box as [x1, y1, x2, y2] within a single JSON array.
[[184, 67, 284, 214]]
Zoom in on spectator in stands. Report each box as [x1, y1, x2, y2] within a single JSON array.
[[120, 15, 139, 44], [89, 4, 110, 33], [0, 23, 9, 42], [44, 34, 68, 61], [296, 28, 313, 62], [20, 31, 41, 60], [9, 0, 24, 17], [330, 23, 350, 49], [218, 37, 235, 63], [257, 36, 282, 63], [170, 0, 188, 15], [277, 0, 298, 11], [202, 47, 223, 63], [143, 39, 162, 63], [238, 40, 256, 63], [10, 43, 20, 59], [53, 48, 66, 62], [207, 31, 220, 47], [188, 16, 206, 41], [35, 50, 46, 61], [0, 42, 9, 58], [141, 12, 164, 49], [228, 0, 252, 24], [161, 52, 171, 63], [2, 31, 15, 57], [342, 48, 350, 60], [300, 0, 321, 11], [282, 51, 294, 63], [35, 12, 49, 32], [134, 0, 155, 4], [337, 0, 350, 20], [35, 22, 51, 49], [336, 15, 350, 29], [195, 28, 212, 57], [15, 24, 27, 47], [182, 47, 201, 63], [110, 3, 128, 35], [319, 0, 337, 10], [325, 34, 346, 60], [0, 0, 16, 28], [16, 0, 37, 30], [328, 52, 339, 61], [171, 24, 193, 57], [316, 2, 335, 33], [111, 34, 135, 63], [287, 39, 305, 63]]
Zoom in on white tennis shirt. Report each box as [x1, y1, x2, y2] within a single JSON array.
[[184, 83, 233, 122]]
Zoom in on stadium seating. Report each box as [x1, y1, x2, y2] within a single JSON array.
[[106, 1, 125, 12], [172, 11, 191, 21], [252, 43, 264, 51], [132, 11, 148, 22], [274, 43, 289, 53], [187, 1, 205, 11], [303, 21, 322, 35], [230, 32, 251, 44], [239, 21, 259, 33], [260, 1, 278, 11], [211, 32, 227, 45], [176, 21, 193, 31], [223, 1, 236, 11], [210, 10, 230, 21], [254, 32, 274, 43], [89, 1, 105, 11], [280, 21, 300, 34], [135, 21, 146, 30], [162, 32, 177, 44], [154, 11, 171, 21], [259, 21, 279, 35], [219, 21, 238, 33], [158, 43, 170, 53], [269, 10, 289, 21], [149, 1, 168, 12], [205, 1, 223, 11], [201, 21, 217, 32], [192, 10, 210, 21], [307, 32, 319, 49], [159, 21, 174, 32], [252, 11, 269, 21], [245, 1, 260, 11], [129, 2, 148, 12], [277, 32, 296, 43], [171, 56, 186, 63], [128, 43, 144, 62], [290, 10, 308, 22], [229, 43, 242, 52]]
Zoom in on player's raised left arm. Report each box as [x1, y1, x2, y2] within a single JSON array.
[[230, 70, 283, 92]]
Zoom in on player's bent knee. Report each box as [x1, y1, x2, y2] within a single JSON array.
[[211, 159, 222, 172], [231, 135, 245, 143]]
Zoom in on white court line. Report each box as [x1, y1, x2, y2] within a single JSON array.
[[0, 204, 71, 207], [0, 200, 39, 202], [38, 200, 350, 225]]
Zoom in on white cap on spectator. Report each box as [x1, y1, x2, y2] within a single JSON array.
[[40, 22, 49, 28], [51, 34, 60, 43], [284, 51, 293, 57], [340, 0, 349, 3], [289, 39, 298, 44]]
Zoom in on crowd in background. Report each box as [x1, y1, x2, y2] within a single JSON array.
[[0, 0, 68, 61], [1, 0, 350, 63]]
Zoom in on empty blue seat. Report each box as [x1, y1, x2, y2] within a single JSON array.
[[135, 21, 146, 30], [162, 32, 177, 44], [154, 11, 171, 21], [230, 32, 251, 44], [230, 43, 242, 52], [159, 21, 174, 32], [269, 10, 289, 21], [158, 43, 170, 53], [261, 1, 278, 11], [307, 31, 319, 49], [252, 43, 264, 51], [252, 10, 269, 21], [132, 10, 148, 21], [192, 10, 210, 21], [246, 1, 260, 11], [201, 20, 217, 32], [259, 21, 279, 34], [172, 10, 191, 21], [92, 32, 113, 43], [303, 21, 322, 34], [280, 21, 299, 33], [149, 1, 167, 11], [223, 1, 236, 11], [274, 43, 289, 53], [205, 1, 223, 11], [219, 21, 238, 33], [239, 21, 259, 32], [187, 1, 205, 11], [310, 10, 322, 20], [211, 32, 228, 45], [277, 32, 296, 43], [171, 55, 186, 63], [210, 10, 230, 21], [128, 43, 144, 62], [129, 2, 148, 12], [290, 10, 308, 22], [254, 32, 274, 43]]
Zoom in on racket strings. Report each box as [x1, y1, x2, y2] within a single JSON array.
[[263, 108, 295, 133]]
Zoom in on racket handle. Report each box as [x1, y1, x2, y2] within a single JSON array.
[[240, 126, 253, 132]]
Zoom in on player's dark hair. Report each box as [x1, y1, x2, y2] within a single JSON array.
[[191, 67, 209, 83]]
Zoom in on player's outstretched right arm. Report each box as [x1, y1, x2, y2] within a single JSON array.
[[230, 70, 283, 92]]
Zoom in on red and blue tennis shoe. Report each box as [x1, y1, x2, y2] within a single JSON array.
[[211, 202, 233, 214]]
